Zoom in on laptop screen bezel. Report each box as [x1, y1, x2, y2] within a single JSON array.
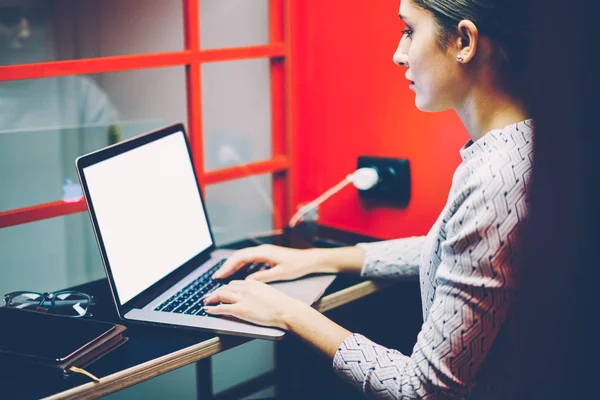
[[75, 123, 217, 317]]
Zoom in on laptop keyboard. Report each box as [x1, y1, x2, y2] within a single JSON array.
[[154, 259, 266, 317]]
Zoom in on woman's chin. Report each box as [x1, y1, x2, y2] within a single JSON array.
[[415, 96, 446, 113], [414, 97, 433, 112]]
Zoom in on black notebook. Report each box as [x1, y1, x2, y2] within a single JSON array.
[[0, 307, 128, 381]]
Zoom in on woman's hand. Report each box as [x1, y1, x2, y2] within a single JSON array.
[[202, 280, 307, 330], [203, 280, 353, 359], [212, 244, 337, 283]]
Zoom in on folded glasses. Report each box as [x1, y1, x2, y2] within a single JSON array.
[[3, 290, 95, 318]]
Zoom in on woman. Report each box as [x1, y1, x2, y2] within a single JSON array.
[[204, 0, 532, 398]]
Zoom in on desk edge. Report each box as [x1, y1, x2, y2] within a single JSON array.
[[44, 279, 386, 400]]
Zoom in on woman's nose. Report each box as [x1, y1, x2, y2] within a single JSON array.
[[393, 37, 409, 67]]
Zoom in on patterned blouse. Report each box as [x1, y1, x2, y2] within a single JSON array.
[[333, 120, 534, 399]]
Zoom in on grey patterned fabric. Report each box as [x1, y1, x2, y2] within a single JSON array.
[[333, 120, 534, 399], [357, 236, 425, 280]]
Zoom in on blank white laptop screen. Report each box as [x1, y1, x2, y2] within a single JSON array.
[[83, 131, 213, 304]]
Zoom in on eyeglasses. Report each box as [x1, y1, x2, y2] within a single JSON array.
[[3, 291, 95, 318]]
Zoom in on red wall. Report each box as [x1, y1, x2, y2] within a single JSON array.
[[289, 0, 468, 239]]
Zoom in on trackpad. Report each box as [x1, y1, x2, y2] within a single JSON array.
[[270, 274, 336, 305]]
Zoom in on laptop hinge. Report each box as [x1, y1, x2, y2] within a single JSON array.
[[122, 247, 214, 313]]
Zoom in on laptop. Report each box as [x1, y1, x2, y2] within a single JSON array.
[[75, 123, 336, 340]]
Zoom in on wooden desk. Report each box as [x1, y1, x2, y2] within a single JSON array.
[[1, 224, 397, 400], [45, 280, 389, 400]]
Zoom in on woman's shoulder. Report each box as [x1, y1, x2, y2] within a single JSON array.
[[464, 121, 534, 177], [490, 119, 534, 153], [452, 122, 534, 206], [460, 120, 534, 163]]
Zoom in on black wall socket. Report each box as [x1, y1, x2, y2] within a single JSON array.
[[357, 156, 410, 206]]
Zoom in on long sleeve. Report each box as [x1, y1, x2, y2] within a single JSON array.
[[332, 120, 533, 399], [357, 236, 426, 280], [333, 172, 524, 398]]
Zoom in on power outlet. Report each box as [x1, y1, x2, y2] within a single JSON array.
[[357, 156, 410, 206]]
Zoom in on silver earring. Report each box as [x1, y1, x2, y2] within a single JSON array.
[[456, 55, 464, 63]]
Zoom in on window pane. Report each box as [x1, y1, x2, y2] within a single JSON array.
[[201, 59, 272, 172], [0, 0, 183, 66], [199, 0, 269, 49], [0, 67, 187, 211], [204, 174, 274, 246], [0, 212, 105, 299]]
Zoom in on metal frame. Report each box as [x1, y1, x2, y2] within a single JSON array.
[[0, 0, 291, 230]]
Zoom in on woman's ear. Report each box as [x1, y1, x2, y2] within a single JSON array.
[[455, 20, 479, 63]]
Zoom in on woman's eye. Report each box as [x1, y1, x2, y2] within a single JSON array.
[[401, 29, 413, 39]]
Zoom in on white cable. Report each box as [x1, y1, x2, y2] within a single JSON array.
[[288, 167, 379, 228]]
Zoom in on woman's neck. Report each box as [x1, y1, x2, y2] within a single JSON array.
[[456, 85, 530, 142]]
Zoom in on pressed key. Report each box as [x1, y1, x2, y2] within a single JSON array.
[[158, 259, 228, 314], [186, 305, 201, 315], [196, 308, 208, 316]]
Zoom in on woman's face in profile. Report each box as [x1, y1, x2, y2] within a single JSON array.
[[393, 0, 464, 112]]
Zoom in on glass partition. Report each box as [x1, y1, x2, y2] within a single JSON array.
[[1, 1, 283, 398], [0, 212, 105, 299], [201, 59, 272, 172], [0, 67, 186, 211], [199, 0, 269, 49], [0, 0, 184, 66], [0, 121, 170, 211], [204, 174, 274, 246]]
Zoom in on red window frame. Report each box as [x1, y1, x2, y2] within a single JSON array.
[[0, 0, 291, 231]]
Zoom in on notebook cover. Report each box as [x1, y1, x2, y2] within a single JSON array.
[[62, 335, 129, 379], [0, 307, 128, 379]]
